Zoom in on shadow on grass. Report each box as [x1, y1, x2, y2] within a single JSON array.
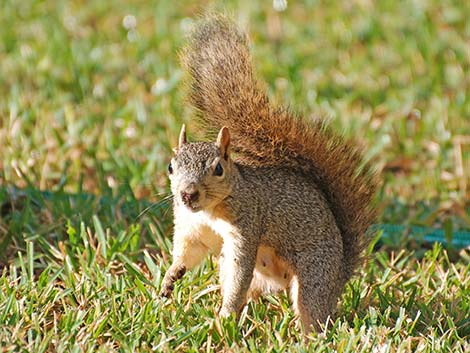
[[0, 184, 173, 265]]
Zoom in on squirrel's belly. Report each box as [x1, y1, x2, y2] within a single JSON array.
[[248, 246, 293, 299]]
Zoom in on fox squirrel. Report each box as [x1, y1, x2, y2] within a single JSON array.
[[160, 15, 378, 332]]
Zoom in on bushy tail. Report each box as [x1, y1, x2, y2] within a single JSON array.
[[181, 15, 378, 283]]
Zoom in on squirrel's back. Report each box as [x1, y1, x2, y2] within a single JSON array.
[[181, 15, 378, 285]]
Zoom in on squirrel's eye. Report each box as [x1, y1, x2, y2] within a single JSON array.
[[213, 162, 223, 176], [168, 163, 173, 174]]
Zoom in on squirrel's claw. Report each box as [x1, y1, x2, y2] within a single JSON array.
[[159, 283, 174, 298]]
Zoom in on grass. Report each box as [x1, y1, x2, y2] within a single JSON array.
[[0, 0, 469, 351]]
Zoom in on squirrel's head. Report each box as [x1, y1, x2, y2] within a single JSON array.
[[168, 125, 233, 212]]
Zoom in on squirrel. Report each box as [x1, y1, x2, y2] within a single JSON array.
[[160, 15, 378, 332]]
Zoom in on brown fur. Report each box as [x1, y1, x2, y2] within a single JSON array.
[[161, 15, 378, 332], [181, 15, 377, 284]]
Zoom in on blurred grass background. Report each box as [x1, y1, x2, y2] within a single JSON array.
[[1, 0, 468, 198], [0, 0, 469, 351]]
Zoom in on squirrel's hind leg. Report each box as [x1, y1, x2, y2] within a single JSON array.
[[289, 245, 343, 332]]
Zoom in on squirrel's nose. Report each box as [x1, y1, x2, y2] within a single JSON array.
[[181, 190, 200, 205]]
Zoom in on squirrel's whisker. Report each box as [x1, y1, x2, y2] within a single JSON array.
[[135, 195, 173, 220]]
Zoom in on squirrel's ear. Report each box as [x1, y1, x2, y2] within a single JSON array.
[[216, 126, 230, 160], [178, 124, 187, 149]]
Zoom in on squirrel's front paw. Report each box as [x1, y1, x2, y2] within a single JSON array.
[[160, 264, 187, 298], [160, 282, 174, 298]]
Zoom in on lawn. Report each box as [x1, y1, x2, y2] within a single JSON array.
[[0, 0, 469, 351]]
